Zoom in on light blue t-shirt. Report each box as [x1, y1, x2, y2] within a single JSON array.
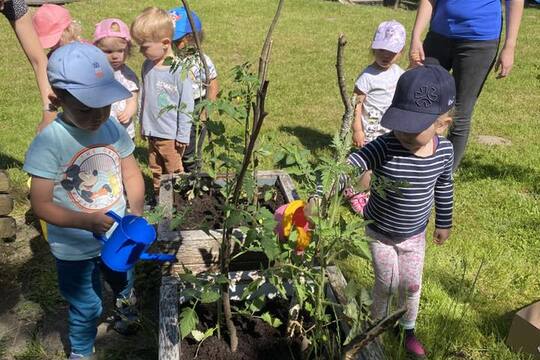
[[23, 116, 135, 261], [140, 59, 194, 143], [430, 0, 502, 41]]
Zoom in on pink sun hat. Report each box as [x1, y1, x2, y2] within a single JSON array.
[[371, 20, 406, 54], [93, 18, 131, 43], [32, 4, 72, 49]]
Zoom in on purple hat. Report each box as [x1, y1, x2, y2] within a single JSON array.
[[381, 60, 456, 133], [371, 20, 406, 54]]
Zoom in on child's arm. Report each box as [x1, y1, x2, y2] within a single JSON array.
[[121, 154, 144, 216], [207, 78, 219, 101], [117, 91, 139, 125], [352, 88, 366, 147], [30, 177, 114, 234], [433, 152, 454, 244]]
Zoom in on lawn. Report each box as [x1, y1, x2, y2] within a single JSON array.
[[0, 0, 539, 359]]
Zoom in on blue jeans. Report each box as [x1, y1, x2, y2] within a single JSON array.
[[55, 257, 134, 356]]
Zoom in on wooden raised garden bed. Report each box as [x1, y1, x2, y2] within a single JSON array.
[[156, 171, 385, 360]]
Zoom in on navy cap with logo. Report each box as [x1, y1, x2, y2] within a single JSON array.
[[381, 59, 456, 133]]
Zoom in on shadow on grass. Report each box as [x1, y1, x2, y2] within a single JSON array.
[[279, 125, 333, 152], [0, 152, 23, 169], [133, 146, 148, 167], [458, 155, 540, 194]]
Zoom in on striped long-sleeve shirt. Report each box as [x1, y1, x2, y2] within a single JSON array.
[[348, 132, 454, 239]]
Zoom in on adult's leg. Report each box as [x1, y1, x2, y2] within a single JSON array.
[[56, 257, 102, 357], [448, 39, 499, 170], [423, 31, 454, 71], [367, 228, 399, 321], [395, 232, 426, 330]]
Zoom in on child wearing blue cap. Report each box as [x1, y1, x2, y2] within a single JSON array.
[[131, 7, 195, 204], [169, 6, 219, 173], [23, 42, 145, 358], [344, 60, 455, 358]]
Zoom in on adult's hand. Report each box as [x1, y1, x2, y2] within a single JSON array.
[[494, 46, 515, 79], [409, 38, 425, 68]]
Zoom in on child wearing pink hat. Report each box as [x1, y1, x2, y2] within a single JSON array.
[[346, 20, 407, 215], [32, 3, 82, 50], [94, 19, 139, 140]]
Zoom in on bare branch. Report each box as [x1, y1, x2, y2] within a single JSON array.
[[342, 308, 407, 360]]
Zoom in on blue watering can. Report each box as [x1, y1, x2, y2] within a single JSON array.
[[94, 211, 176, 272]]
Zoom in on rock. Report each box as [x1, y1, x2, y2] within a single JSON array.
[[476, 135, 512, 146]]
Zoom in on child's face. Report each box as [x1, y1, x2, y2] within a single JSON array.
[[58, 90, 111, 131], [394, 113, 452, 152], [96, 37, 128, 70], [373, 49, 401, 69], [175, 36, 189, 50], [138, 39, 170, 62]]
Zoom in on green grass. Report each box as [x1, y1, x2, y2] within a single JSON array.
[[1, 0, 539, 359]]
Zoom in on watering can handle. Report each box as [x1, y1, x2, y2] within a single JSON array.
[[93, 210, 123, 243]]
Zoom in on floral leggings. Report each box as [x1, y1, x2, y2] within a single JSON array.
[[366, 227, 426, 330]]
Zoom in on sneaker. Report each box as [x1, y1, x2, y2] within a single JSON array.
[[343, 188, 369, 215], [113, 293, 140, 336], [404, 330, 426, 358]]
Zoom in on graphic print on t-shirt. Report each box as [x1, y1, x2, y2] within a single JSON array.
[[60, 145, 123, 211], [156, 80, 178, 110]]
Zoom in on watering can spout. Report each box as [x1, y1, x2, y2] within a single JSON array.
[[140, 253, 177, 262]]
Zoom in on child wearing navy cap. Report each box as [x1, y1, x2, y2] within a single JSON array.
[[346, 60, 456, 358], [24, 42, 145, 358]]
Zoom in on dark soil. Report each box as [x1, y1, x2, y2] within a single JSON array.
[[173, 177, 286, 231], [180, 300, 302, 360]]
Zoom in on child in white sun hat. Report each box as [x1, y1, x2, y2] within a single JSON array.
[[346, 20, 407, 215]]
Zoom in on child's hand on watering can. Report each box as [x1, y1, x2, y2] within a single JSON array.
[[84, 212, 115, 234]]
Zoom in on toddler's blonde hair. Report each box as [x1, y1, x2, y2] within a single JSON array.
[[131, 7, 173, 44], [95, 37, 132, 57], [59, 21, 82, 46]]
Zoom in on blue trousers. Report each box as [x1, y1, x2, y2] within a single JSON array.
[[55, 257, 134, 356]]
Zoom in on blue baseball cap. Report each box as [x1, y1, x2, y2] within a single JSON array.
[[381, 59, 456, 133], [47, 42, 132, 108], [169, 6, 202, 41]]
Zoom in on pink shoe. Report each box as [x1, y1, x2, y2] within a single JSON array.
[[343, 188, 369, 215], [404, 332, 426, 358]]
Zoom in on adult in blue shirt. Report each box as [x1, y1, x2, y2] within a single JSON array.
[[409, 0, 524, 170]]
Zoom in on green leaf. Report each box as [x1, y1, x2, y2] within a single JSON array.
[[200, 290, 221, 304], [261, 312, 283, 328], [261, 234, 281, 262], [163, 56, 174, 66], [191, 329, 205, 342], [180, 307, 199, 339]]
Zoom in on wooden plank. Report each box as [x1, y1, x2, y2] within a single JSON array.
[[0, 194, 13, 216], [159, 276, 181, 360], [0, 216, 16, 239], [0, 171, 9, 193]]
